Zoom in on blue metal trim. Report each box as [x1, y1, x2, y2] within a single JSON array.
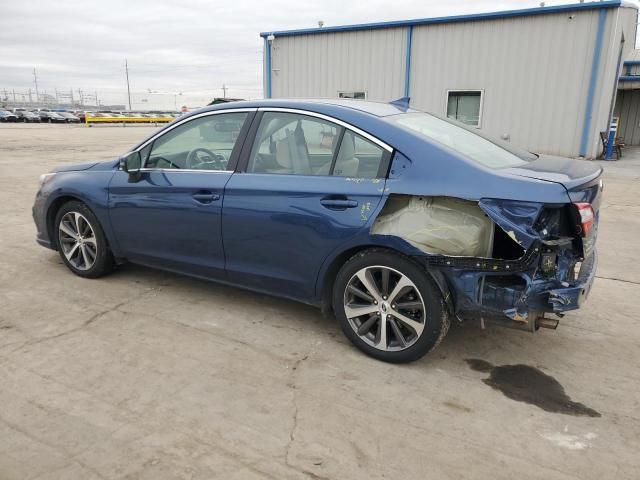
[[260, 1, 621, 38], [619, 75, 640, 81], [623, 60, 640, 66], [579, 8, 608, 158], [264, 37, 272, 99], [403, 26, 412, 98]]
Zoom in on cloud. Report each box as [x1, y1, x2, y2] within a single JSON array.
[[1, 0, 626, 108]]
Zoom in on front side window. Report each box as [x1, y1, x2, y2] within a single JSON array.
[[247, 111, 387, 178], [446, 90, 482, 127], [145, 112, 248, 170]]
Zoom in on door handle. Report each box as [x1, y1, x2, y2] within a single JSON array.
[[192, 192, 220, 204], [320, 198, 358, 210]]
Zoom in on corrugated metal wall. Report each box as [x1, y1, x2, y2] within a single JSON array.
[[614, 89, 640, 145], [269, 28, 406, 100], [265, 5, 637, 159]]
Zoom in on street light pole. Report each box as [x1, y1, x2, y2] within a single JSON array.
[[33, 68, 40, 102], [125, 59, 132, 111]]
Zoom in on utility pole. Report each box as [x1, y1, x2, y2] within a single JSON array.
[[33, 68, 40, 102], [12, 89, 16, 102], [125, 59, 132, 111], [78, 89, 83, 106], [28, 88, 32, 103], [222, 83, 228, 99]]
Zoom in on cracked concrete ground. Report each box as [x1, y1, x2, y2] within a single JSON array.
[[1, 123, 639, 479]]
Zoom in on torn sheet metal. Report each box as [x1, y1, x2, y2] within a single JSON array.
[[371, 196, 493, 257], [478, 199, 544, 249]]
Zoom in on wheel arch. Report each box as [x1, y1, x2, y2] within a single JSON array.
[[317, 243, 454, 319], [46, 195, 110, 251]]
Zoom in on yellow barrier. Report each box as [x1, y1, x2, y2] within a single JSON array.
[[85, 116, 174, 125]]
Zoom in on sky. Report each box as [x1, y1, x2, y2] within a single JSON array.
[[1, 0, 637, 110]]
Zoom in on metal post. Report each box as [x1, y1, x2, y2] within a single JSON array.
[[604, 117, 618, 160], [33, 68, 39, 102], [125, 59, 132, 111]]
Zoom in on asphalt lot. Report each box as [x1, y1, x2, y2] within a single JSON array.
[[1, 123, 639, 480]]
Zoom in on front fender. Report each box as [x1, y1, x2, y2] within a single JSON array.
[[37, 170, 120, 255]]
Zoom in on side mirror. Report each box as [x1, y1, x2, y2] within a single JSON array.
[[120, 151, 142, 182]]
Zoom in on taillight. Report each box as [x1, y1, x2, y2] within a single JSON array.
[[573, 203, 594, 237]]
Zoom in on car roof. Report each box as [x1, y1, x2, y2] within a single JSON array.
[[194, 98, 419, 118]]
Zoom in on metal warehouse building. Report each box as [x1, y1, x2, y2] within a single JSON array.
[[261, 1, 640, 160]]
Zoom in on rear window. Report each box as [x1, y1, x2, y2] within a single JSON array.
[[390, 112, 534, 169]]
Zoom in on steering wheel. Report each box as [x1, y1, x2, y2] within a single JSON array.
[[186, 148, 225, 170]]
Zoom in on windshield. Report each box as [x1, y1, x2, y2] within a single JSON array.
[[389, 112, 534, 169]]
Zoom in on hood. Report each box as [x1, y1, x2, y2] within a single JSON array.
[[54, 159, 118, 173], [502, 155, 602, 190]]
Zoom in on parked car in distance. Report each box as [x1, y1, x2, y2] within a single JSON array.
[[32, 99, 602, 363], [16, 111, 41, 123], [57, 112, 81, 123], [0, 110, 18, 122], [38, 111, 67, 123]]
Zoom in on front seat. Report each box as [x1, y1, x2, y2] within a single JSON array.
[[333, 134, 360, 177], [275, 129, 312, 174]]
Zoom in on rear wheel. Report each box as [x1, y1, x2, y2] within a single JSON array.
[[55, 201, 115, 278], [333, 249, 449, 363]]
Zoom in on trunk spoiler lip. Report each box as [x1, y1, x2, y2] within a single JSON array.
[[500, 167, 602, 192]]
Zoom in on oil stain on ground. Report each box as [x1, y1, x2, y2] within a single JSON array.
[[465, 359, 600, 417]]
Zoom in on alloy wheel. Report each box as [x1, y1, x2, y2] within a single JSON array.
[[344, 266, 426, 351], [58, 212, 98, 271]]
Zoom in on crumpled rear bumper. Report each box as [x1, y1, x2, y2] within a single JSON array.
[[545, 250, 597, 313]]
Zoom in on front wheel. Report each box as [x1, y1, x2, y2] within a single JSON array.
[[333, 249, 449, 363], [55, 201, 115, 278]]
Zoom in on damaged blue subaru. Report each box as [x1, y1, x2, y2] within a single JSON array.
[[32, 99, 602, 363]]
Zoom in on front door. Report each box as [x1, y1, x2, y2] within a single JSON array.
[[108, 110, 253, 278], [222, 110, 392, 300]]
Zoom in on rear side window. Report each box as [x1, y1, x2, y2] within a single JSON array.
[[247, 111, 387, 178], [333, 131, 385, 178], [391, 112, 533, 169]]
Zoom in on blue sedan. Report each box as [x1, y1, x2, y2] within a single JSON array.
[[32, 99, 601, 362]]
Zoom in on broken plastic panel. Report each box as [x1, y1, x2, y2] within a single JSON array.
[[371, 196, 494, 257]]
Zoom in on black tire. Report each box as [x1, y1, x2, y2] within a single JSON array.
[[54, 201, 115, 278], [333, 249, 450, 363]]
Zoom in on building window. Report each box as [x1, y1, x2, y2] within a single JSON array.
[[446, 90, 483, 127], [338, 91, 366, 100]]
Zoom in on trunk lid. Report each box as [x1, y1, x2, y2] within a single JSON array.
[[503, 155, 602, 192]]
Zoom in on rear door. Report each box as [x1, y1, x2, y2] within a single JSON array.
[[108, 109, 254, 278], [222, 109, 392, 300]]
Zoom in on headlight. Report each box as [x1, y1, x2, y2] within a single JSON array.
[[39, 172, 56, 187]]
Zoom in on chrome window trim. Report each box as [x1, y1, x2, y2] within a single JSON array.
[[137, 168, 232, 174], [256, 107, 393, 152], [122, 108, 257, 173]]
